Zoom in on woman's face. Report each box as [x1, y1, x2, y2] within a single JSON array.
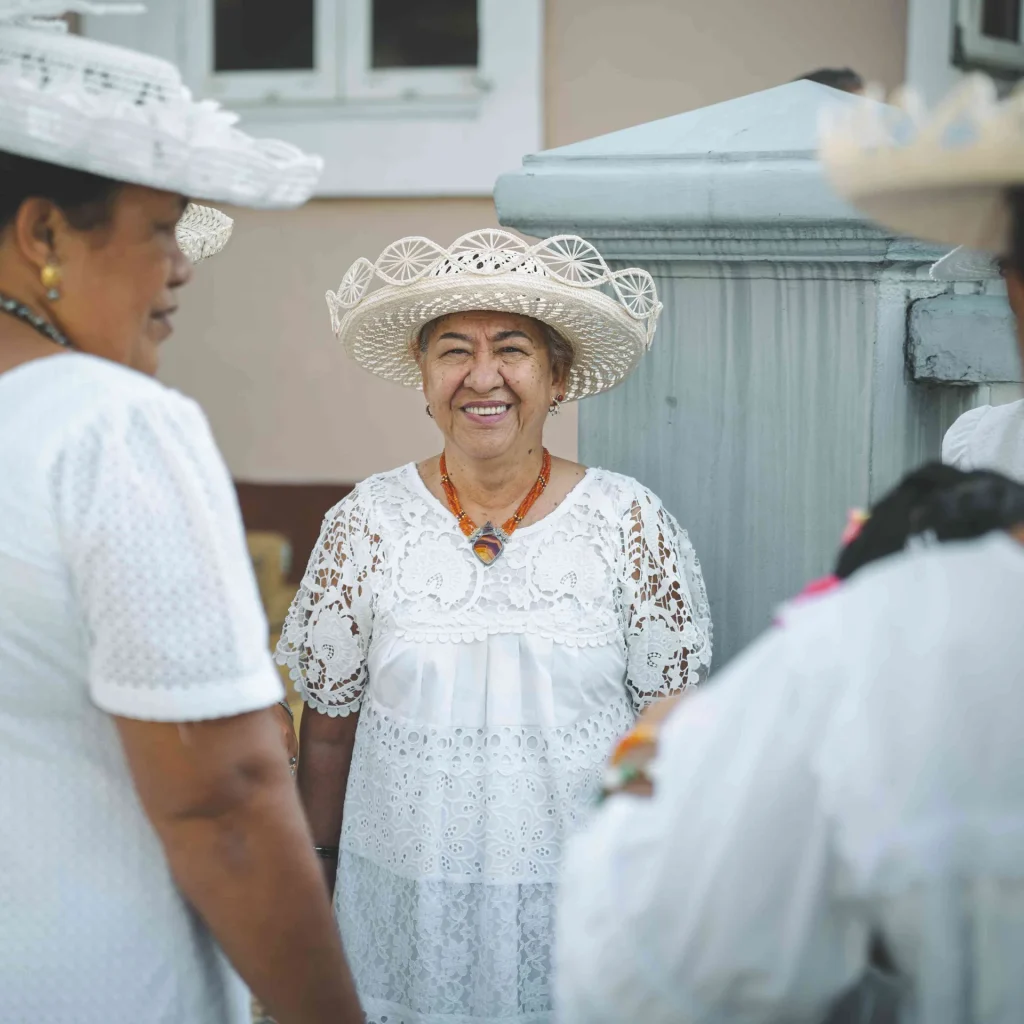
[[418, 310, 565, 463], [14, 185, 192, 375]]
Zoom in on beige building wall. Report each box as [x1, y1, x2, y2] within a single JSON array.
[[163, 0, 907, 484]]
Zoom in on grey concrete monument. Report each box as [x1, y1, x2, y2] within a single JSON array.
[[496, 81, 1005, 669]]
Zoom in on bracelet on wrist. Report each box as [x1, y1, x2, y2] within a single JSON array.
[[609, 724, 658, 766], [277, 699, 295, 721], [598, 762, 653, 803], [315, 845, 339, 860]]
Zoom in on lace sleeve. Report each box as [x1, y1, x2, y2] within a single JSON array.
[[53, 391, 283, 722], [620, 488, 712, 711], [275, 492, 377, 717]]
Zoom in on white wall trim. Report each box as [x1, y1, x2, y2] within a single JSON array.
[[905, 0, 963, 106]]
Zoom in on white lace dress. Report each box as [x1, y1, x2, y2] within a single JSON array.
[[276, 464, 712, 1024]]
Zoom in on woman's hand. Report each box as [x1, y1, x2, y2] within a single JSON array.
[[605, 693, 687, 799]]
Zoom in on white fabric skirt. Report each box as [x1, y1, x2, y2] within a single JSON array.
[[336, 690, 635, 1024]]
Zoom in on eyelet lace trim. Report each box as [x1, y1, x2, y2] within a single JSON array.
[[341, 698, 635, 884]]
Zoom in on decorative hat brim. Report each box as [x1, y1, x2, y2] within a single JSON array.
[[0, 25, 323, 208], [820, 76, 1020, 255], [334, 274, 652, 402], [176, 204, 233, 264]]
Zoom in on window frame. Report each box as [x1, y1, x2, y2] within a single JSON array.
[[184, 0, 339, 103], [955, 0, 1024, 74], [82, 0, 543, 198], [342, 0, 485, 101]]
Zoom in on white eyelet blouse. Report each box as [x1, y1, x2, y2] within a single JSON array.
[[276, 462, 712, 1024]]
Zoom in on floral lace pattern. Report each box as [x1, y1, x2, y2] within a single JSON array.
[[339, 855, 556, 1024], [275, 464, 712, 1024], [276, 465, 712, 715]]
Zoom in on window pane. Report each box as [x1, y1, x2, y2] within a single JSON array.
[[372, 0, 478, 69], [981, 0, 1021, 41], [214, 0, 315, 72]]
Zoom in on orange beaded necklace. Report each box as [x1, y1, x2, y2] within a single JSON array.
[[439, 449, 552, 565]]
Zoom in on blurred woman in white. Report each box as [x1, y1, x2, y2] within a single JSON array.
[[556, 75, 1024, 1024], [0, 4, 359, 1021]]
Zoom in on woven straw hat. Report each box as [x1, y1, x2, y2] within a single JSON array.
[[0, 2, 322, 208], [820, 75, 1022, 256], [177, 204, 232, 264], [326, 230, 662, 401]]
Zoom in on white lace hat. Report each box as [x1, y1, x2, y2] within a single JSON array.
[[326, 230, 662, 401], [820, 75, 1021, 255], [177, 204, 232, 264], [0, 1, 322, 208]]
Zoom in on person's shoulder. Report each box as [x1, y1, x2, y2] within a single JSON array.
[[797, 534, 1024, 655], [38, 353, 201, 431], [6, 355, 211, 477], [585, 467, 666, 512], [318, 463, 415, 531], [943, 399, 1024, 468]]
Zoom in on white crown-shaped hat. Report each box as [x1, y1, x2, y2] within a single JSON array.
[[0, 1, 322, 207], [326, 230, 663, 401], [820, 74, 1023, 255]]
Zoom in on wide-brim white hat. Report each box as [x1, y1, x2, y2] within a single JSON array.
[[0, 2, 322, 208], [820, 75, 1021, 255], [326, 230, 662, 401], [177, 204, 232, 264]]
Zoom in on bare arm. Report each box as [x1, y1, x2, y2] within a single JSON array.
[[298, 708, 360, 889], [116, 706, 361, 1024]]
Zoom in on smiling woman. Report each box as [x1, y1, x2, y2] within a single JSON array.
[[278, 229, 714, 1024]]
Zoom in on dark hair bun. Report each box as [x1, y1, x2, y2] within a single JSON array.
[[835, 461, 1024, 579]]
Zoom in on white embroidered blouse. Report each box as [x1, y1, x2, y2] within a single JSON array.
[[276, 463, 712, 1024]]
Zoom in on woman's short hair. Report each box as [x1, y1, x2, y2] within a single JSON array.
[[416, 312, 575, 383], [0, 152, 122, 234], [835, 462, 1024, 580]]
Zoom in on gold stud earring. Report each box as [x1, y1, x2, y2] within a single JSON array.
[[41, 260, 62, 302]]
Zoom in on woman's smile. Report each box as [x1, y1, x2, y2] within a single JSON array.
[[460, 400, 512, 426]]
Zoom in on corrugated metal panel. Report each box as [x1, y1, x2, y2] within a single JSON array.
[[582, 262, 977, 669]]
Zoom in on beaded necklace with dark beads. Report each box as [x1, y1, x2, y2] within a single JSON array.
[[0, 293, 74, 350]]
